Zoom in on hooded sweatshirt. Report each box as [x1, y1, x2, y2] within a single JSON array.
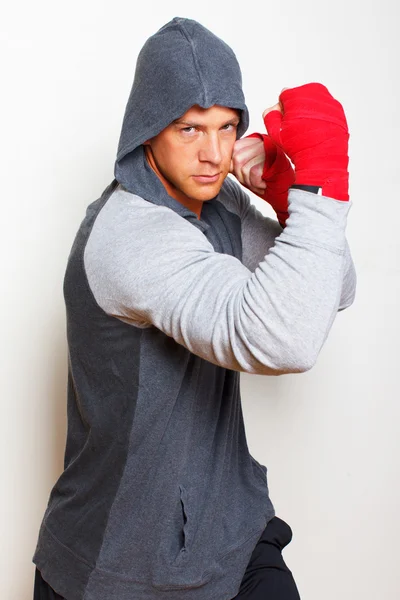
[[32, 17, 356, 600]]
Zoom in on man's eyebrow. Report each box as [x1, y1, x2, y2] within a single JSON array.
[[172, 120, 199, 126], [223, 117, 241, 125], [172, 117, 241, 127]]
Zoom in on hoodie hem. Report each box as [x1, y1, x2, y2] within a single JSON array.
[[33, 522, 267, 600]]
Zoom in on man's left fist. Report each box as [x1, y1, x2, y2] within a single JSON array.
[[230, 133, 295, 227]]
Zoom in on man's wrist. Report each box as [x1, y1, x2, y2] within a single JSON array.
[[290, 184, 321, 194]]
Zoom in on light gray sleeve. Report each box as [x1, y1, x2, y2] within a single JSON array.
[[337, 239, 357, 311], [84, 188, 353, 376], [223, 179, 356, 311]]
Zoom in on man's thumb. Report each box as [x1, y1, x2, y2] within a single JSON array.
[[263, 103, 283, 146]]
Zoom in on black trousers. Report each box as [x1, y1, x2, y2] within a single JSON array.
[[33, 567, 64, 600], [232, 516, 301, 599], [34, 517, 300, 600]]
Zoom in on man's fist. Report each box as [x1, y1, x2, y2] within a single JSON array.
[[230, 134, 295, 226], [263, 83, 350, 201], [230, 137, 267, 196]]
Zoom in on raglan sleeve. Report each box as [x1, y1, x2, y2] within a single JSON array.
[[226, 179, 357, 311], [84, 188, 355, 376]]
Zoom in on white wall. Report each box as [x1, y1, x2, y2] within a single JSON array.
[[2, 1, 399, 598]]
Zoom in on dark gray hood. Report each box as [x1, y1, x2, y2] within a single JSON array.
[[114, 17, 249, 191]]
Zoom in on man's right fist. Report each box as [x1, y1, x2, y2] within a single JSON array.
[[231, 134, 295, 227], [263, 83, 350, 201]]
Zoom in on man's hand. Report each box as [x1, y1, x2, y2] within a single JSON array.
[[230, 129, 295, 227], [230, 136, 267, 196], [263, 83, 350, 201]]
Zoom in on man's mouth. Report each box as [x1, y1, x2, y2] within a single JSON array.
[[192, 173, 221, 183]]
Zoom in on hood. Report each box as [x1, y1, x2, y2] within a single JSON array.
[[114, 17, 249, 192]]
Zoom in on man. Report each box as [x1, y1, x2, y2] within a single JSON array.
[[32, 17, 356, 600]]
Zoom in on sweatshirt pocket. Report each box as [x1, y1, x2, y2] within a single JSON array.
[[151, 484, 210, 589], [173, 484, 192, 565]]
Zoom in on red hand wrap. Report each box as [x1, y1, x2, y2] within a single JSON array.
[[246, 133, 295, 226], [264, 83, 350, 201]]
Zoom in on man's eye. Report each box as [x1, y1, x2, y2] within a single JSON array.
[[221, 124, 236, 131], [181, 126, 196, 133]]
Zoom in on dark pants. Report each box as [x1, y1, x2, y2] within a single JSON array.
[[232, 516, 301, 599], [33, 568, 64, 600], [34, 517, 300, 600]]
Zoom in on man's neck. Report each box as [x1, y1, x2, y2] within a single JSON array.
[[144, 146, 203, 219]]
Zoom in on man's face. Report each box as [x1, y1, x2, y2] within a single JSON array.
[[145, 105, 240, 202]]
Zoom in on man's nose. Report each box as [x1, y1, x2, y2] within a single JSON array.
[[198, 134, 222, 164]]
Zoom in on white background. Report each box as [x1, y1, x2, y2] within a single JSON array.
[[1, 1, 399, 598]]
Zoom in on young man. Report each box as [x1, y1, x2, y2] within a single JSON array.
[[32, 17, 356, 600]]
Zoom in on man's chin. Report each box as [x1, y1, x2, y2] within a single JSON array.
[[188, 179, 226, 202], [191, 190, 221, 202]]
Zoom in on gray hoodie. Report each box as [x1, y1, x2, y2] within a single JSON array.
[[32, 17, 356, 600]]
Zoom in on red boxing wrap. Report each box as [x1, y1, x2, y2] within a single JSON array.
[[246, 132, 295, 226], [264, 83, 350, 201]]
